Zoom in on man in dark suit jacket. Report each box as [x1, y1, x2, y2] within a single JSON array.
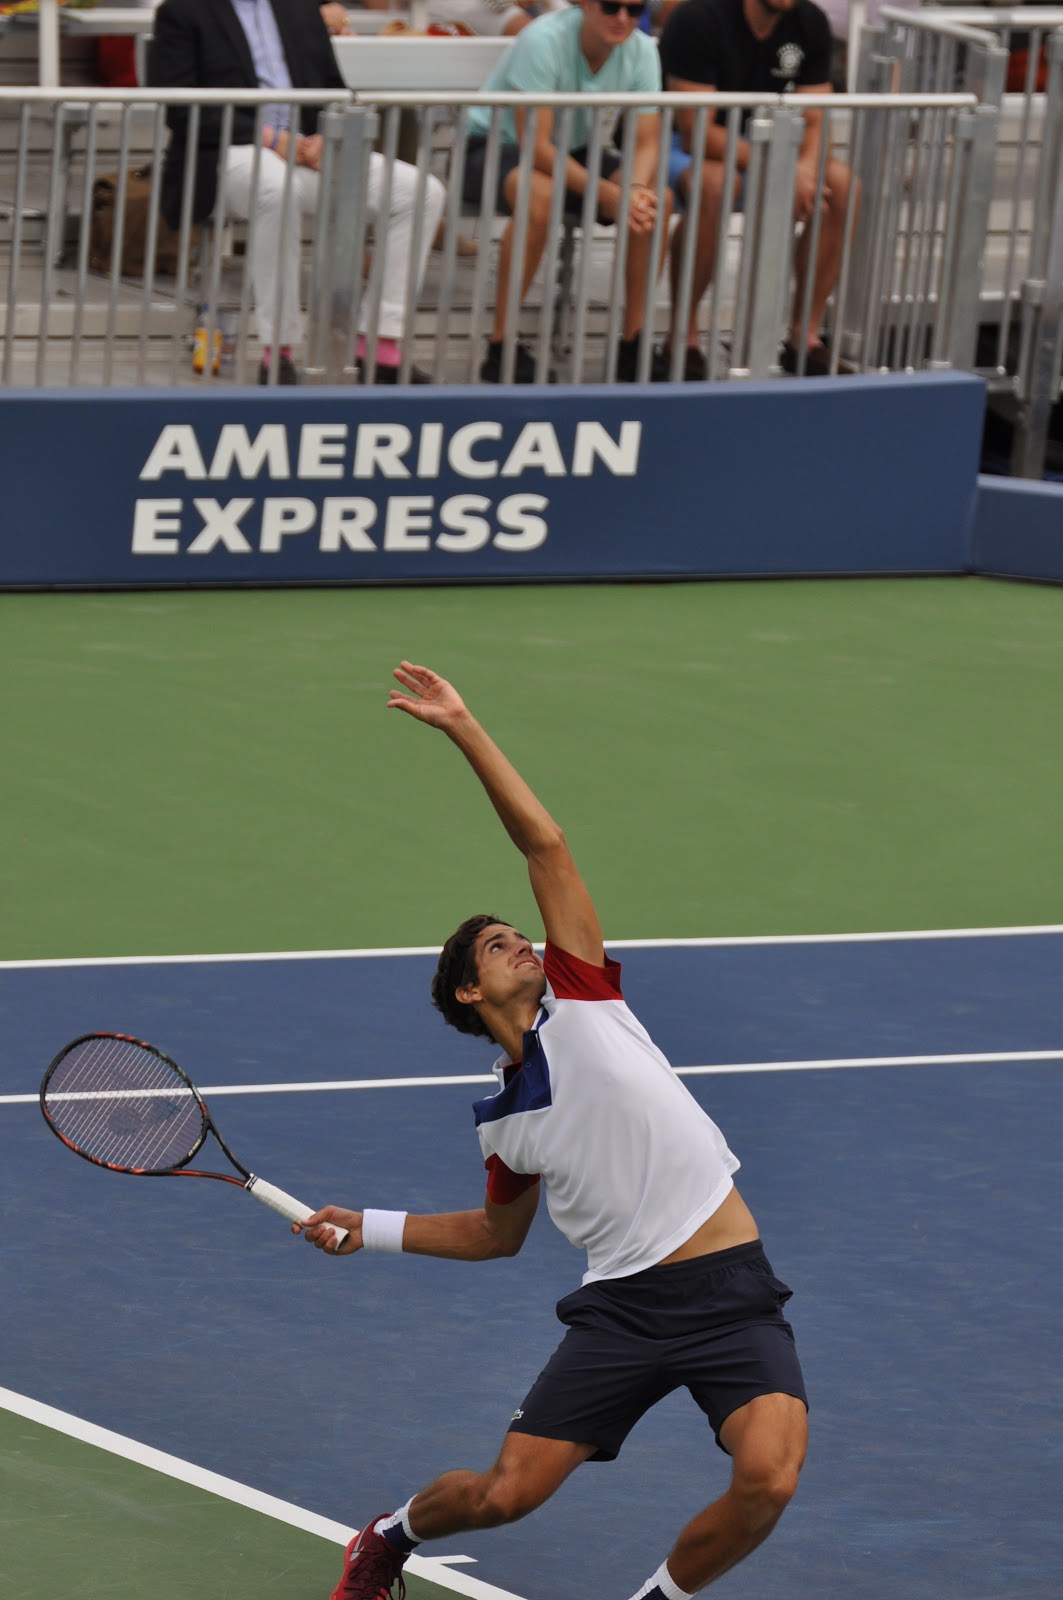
[[150, 0, 446, 382]]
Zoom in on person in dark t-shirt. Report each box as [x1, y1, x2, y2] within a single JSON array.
[[659, 0, 857, 376]]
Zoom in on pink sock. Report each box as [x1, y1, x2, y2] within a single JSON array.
[[356, 335, 400, 368]]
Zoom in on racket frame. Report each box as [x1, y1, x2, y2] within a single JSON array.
[[39, 1031, 251, 1186], [40, 1031, 349, 1248]]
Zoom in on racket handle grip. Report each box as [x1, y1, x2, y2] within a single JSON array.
[[246, 1177, 349, 1250]]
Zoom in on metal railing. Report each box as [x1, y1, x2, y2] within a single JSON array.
[[2, 84, 993, 393], [862, 8, 1063, 471]]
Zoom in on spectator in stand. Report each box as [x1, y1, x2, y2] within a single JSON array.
[[659, 0, 856, 376], [464, 0, 674, 383], [150, 0, 445, 384]]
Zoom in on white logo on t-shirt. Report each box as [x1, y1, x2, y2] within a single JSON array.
[[773, 42, 805, 80]]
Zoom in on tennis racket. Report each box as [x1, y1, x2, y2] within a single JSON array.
[[40, 1032, 347, 1249]]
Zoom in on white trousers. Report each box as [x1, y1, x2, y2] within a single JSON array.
[[222, 145, 446, 348]]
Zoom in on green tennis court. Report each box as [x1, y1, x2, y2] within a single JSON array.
[[4, 576, 1062, 962]]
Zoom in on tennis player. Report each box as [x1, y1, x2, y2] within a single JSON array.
[[298, 661, 808, 1600]]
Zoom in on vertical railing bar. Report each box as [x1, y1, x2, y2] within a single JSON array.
[[997, 24, 1043, 371], [263, 103, 299, 386], [908, 104, 942, 368], [431, 106, 468, 384], [101, 103, 134, 386], [501, 102, 537, 385], [794, 106, 830, 363], [201, 102, 234, 387], [640, 102, 671, 374], [569, 108, 606, 386], [2, 101, 33, 388], [729, 109, 768, 371], [362, 105, 400, 382], [135, 108, 167, 386], [830, 99, 867, 370], [467, 107, 503, 384], [608, 105, 637, 383], [68, 102, 99, 386], [36, 101, 70, 386], [536, 104, 571, 382], [236, 109, 266, 385], [169, 100, 201, 387], [305, 100, 339, 384], [705, 106, 737, 378], [397, 105, 433, 384], [670, 102, 708, 381]]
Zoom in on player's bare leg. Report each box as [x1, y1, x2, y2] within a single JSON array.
[[639, 1392, 808, 1596], [406, 1432, 595, 1537]]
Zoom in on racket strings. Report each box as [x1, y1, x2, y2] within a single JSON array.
[[44, 1036, 205, 1172]]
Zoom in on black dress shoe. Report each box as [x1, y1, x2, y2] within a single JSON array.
[[480, 339, 555, 384], [616, 333, 673, 383], [656, 344, 708, 381], [257, 353, 299, 385], [780, 340, 856, 376], [358, 360, 433, 385]]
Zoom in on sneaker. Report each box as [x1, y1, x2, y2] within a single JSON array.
[[615, 333, 671, 383], [329, 1518, 407, 1600], [480, 339, 554, 384], [257, 353, 299, 386]]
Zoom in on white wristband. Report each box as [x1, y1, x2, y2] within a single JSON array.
[[361, 1209, 407, 1253]]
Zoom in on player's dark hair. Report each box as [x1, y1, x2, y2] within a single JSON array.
[[431, 914, 510, 1040]]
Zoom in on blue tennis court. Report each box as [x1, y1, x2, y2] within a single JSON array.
[[2, 930, 1061, 1600]]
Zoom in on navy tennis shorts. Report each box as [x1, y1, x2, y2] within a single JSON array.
[[509, 1240, 808, 1460]]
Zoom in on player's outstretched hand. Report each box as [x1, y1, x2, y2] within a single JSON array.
[[387, 662, 468, 730], [292, 1206, 361, 1255]]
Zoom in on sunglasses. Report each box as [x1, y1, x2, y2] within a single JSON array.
[[597, 0, 647, 15]]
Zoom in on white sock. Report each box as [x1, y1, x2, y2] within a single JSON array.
[[628, 1561, 697, 1600], [374, 1498, 422, 1550]]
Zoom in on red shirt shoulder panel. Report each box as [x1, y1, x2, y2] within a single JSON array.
[[543, 940, 623, 1001], [484, 1153, 541, 1205]]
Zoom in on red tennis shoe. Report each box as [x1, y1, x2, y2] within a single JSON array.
[[330, 1518, 408, 1600]]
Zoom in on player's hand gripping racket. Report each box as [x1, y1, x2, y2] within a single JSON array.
[[40, 1032, 347, 1250]]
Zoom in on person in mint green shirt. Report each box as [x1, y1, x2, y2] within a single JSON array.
[[463, 0, 673, 382]]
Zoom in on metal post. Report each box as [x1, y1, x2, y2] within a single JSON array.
[[744, 106, 802, 377], [306, 104, 343, 384], [1012, 33, 1063, 476], [324, 105, 378, 384], [938, 97, 1001, 371]]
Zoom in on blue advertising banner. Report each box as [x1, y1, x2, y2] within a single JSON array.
[[1, 373, 985, 588], [972, 475, 1063, 584]]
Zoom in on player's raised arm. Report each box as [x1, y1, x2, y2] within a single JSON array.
[[387, 662, 604, 966]]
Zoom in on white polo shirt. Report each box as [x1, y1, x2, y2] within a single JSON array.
[[473, 943, 739, 1283]]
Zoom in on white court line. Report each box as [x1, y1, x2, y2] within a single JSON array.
[[1, 924, 1062, 969], [3, 1051, 1061, 1107], [0, 1385, 523, 1600]]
